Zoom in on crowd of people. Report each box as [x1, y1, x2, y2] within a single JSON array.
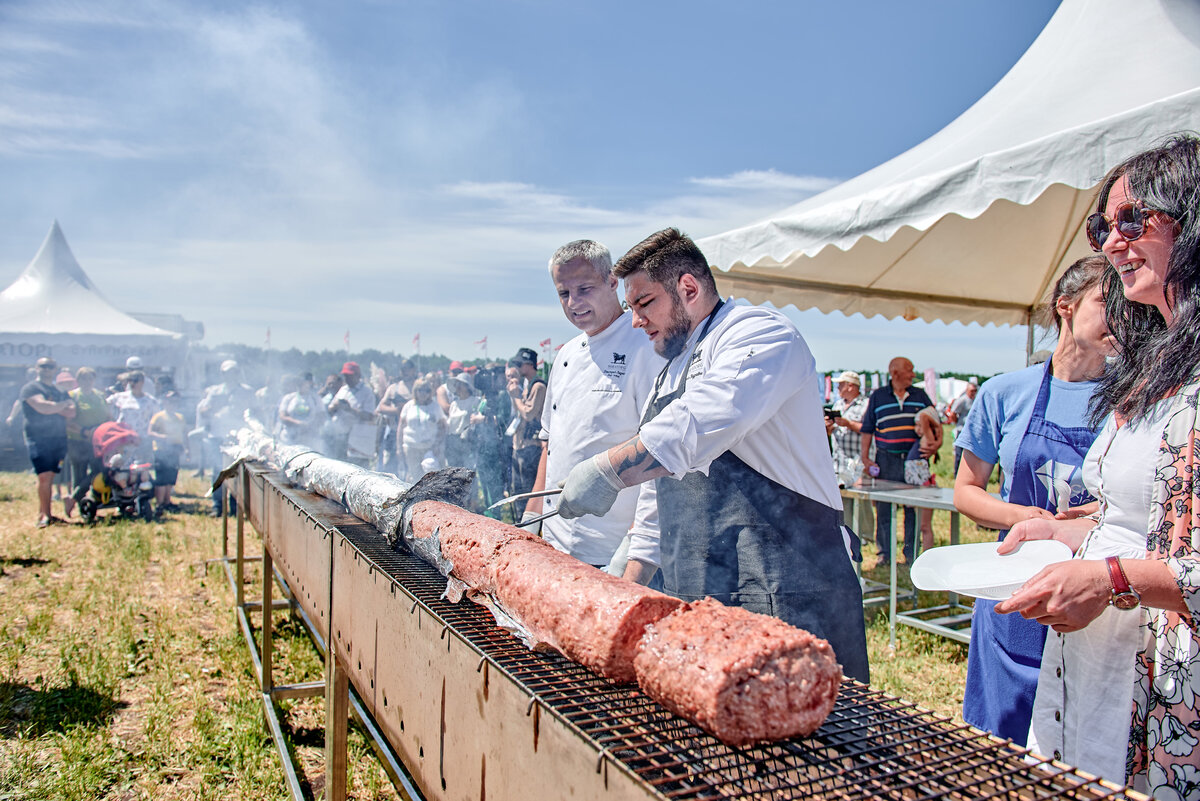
[[8, 355, 187, 526], [9, 134, 1200, 798]]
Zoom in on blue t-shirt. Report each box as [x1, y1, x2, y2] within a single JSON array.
[[955, 364, 1099, 502]]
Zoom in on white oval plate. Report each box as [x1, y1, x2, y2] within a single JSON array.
[[909, 540, 1073, 600]]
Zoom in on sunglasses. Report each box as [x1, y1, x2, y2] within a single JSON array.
[[1085, 200, 1169, 252]]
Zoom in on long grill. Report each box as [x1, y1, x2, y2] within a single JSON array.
[[332, 520, 1136, 801]]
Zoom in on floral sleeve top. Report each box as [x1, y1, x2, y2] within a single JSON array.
[[1130, 379, 1200, 800]]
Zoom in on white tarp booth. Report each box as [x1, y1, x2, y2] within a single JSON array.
[[699, 0, 1200, 347], [0, 221, 186, 371]]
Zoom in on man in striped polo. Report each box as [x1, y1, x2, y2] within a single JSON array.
[[859, 357, 934, 567]]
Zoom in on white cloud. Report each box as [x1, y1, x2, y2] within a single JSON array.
[[690, 168, 841, 194]]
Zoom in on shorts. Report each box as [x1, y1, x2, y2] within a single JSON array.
[[27, 436, 67, 475], [154, 448, 181, 487]]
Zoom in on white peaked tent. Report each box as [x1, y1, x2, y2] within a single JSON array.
[[698, 0, 1200, 332], [0, 222, 185, 369]]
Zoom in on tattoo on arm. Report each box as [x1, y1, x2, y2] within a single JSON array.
[[610, 436, 670, 485]]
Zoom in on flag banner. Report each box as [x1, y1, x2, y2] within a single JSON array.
[[413, 333, 420, 347], [474, 336, 487, 348], [265, 327, 271, 347], [539, 338, 551, 348]]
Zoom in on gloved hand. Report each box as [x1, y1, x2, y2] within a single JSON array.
[[557, 453, 624, 519]]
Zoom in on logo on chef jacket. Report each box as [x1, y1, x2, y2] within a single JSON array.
[[601, 352, 628, 381], [686, 348, 705, 381]]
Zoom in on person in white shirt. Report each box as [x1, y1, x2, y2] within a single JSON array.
[[557, 228, 869, 681], [524, 240, 663, 571], [398, 378, 446, 481], [327, 361, 377, 466]]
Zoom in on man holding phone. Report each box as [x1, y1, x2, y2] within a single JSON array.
[[826, 370, 867, 482]]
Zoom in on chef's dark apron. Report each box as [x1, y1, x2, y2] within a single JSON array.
[[640, 303, 870, 683], [962, 360, 1098, 744]]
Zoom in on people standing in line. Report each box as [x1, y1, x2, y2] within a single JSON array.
[[556, 228, 869, 683], [397, 378, 446, 481], [63, 367, 110, 519], [523, 239, 664, 572], [148, 391, 187, 511], [277, 372, 324, 449], [469, 365, 507, 511], [327, 361, 377, 466], [506, 347, 546, 518], [995, 136, 1200, 798], [19, 357, 75, 527], [947, 380, 979, 473], [859, 357, 935, 566], [952, 255, 1112, 747], [107, 370, 160, 465]]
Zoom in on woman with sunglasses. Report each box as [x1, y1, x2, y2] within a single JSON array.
[[996, 134, 1200, 799]]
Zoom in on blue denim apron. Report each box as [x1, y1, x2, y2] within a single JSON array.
[[640, 304, 870, 683], [962, 360, 1098, 744]]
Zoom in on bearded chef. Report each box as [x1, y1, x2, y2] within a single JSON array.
[[557, 227, 869, 682]]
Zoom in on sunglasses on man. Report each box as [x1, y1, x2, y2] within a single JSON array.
[[1086, 199, 1174, 252]]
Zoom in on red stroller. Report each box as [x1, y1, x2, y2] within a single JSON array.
[[78, 422, 155, 523]]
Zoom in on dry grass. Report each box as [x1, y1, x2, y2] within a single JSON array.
[[0, 427, 996, 797], [0, 471, 397, 800]]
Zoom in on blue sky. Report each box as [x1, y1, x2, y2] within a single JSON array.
[[0, 0, 1061, 375]]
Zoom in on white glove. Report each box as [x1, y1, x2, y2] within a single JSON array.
[[557, 453, 624, 520]]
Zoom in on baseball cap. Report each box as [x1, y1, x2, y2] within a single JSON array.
[[125, 356, 143, 369], [55, 371, 77, 389], [448, 360, 463, 372], [511, 347, 537, 366], [834, 370, 861, 386], [341, 361, 360, 375]]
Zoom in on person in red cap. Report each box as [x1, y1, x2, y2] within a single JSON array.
[[437, 361, 465, 416], [326, 361, 377, 465]]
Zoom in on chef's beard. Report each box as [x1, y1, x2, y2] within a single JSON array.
[[656, 293, 693, 360]]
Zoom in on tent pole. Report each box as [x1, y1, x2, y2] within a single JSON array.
[[1026, 310, 1035, 363]]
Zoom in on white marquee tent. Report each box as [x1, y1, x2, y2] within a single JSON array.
[[0, 222, 185, 370], [698, 0, 1200, 335]]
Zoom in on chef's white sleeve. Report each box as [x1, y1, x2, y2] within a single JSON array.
[[638, 318, 813, 478], [625, 480, 660, 568]]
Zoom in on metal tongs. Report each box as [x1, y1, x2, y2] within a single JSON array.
[[487, 488, 562, 528]]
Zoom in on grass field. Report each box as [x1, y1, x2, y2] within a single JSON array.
[[0, 429, 995, 799]]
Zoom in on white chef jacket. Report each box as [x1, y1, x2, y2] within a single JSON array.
[[1028, 401, 1174, 782], [539, 311, 664, 566], [627, 301, 842, 560]]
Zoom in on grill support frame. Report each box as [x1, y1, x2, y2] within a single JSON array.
[[224, 462, 1151, 801]]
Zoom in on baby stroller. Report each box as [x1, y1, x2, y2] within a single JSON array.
[[78, 421, 155, 524]]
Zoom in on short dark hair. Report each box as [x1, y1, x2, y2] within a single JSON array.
[[612, 228, 718, 296]]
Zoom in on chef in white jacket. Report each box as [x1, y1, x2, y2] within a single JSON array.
[[525, 239, 663, 572], [557, 227, 869, 682]]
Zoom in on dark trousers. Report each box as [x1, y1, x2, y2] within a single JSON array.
[[875, 449, 916, 562], [510, 444, 541, 518]]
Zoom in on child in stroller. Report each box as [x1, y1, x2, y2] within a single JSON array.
[[78, 421, 155, 523]]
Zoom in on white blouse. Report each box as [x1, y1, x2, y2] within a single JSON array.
[[1029, 401, 1174, 782]]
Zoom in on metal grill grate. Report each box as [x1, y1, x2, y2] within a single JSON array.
[[337, 522, 1136, 801]]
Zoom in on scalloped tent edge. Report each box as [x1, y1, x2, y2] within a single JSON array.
[[698, 0, 1200, 338]]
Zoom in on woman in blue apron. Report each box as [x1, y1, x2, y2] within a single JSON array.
[[641, 301, 871, 684], [952, 256, 1112, 744]]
